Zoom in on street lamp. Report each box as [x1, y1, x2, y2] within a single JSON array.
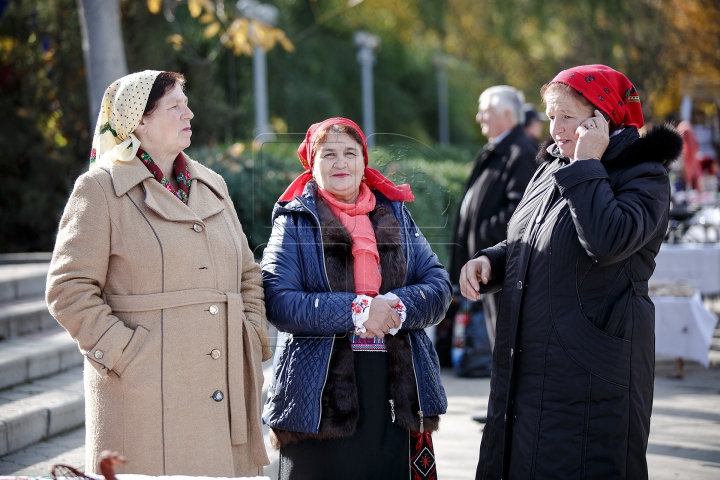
[[236, 0, 278, 138], [433, 54, 451, 146], [354, 31, 380, 148]]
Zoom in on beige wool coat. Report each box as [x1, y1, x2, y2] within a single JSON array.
[[46, 156, 272, 477]]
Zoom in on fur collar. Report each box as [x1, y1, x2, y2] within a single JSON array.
[[537, 123, 683, 170], [315, 194, 408, 293], [270, 193, 439, 448]]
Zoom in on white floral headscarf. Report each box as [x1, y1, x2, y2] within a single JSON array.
[[89, 70, 162, 169]]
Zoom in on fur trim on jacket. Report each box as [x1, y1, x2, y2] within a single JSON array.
[[270, 194, 440, 448], [537, 123, 683, 169]]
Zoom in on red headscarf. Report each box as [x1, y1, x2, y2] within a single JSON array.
[[549, 65, 644, 129], [278, 117, 414, 202]]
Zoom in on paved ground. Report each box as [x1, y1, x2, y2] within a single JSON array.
[[1, 359, 718, 479]]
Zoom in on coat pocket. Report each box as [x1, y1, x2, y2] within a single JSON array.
[[552, 302, 632, 388], [113, 325, 150, 376], [602, 289, 633, 340]]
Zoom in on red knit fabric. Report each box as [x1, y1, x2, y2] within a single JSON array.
[[550, 65, 644, 129], [278, 117, 414, 202]]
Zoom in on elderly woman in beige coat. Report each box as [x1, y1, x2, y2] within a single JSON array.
[[46, 71, 272, 477]]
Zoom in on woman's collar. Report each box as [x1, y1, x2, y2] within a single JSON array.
[[545, 126, 639, 163]]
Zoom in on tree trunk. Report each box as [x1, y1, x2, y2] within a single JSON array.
[[77, 0, 128, 126]]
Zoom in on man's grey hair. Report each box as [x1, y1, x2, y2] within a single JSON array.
[[479, 86, 526, 126]]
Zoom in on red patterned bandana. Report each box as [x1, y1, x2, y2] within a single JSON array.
[[549, 64, 644, 129], [137, 149, 192, 204], [278, 117, 414, 202]]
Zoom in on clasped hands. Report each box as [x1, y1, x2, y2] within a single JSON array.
[[356, 297, 402, 339]]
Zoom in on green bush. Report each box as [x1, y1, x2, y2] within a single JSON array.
[[0, 0, 89, 252], [188, 138, 479, 267]]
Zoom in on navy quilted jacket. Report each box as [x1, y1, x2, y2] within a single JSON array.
[[261, 184, 452, 434]]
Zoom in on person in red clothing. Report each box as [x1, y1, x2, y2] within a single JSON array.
[[678, 120, 700, 190]]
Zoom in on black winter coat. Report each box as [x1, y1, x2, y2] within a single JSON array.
[[449, 125, 538, 283], [475, 125, 683, 480]]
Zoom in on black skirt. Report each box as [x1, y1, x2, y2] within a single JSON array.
[[278, 351, 410, 480]]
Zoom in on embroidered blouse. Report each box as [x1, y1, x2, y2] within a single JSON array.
[[350, 293, 406, 352]]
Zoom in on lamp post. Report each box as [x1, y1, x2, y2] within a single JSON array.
[[433, 54, 451, 146], [354, 31, 380, 148], [236, 0, 278, 138]]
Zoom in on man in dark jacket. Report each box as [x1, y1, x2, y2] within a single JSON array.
[[447, 86, 538, 363]]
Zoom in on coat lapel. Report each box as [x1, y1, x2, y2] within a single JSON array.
[[187, 159, 226, 221], [143, 180, 202, 223], [106, 155, 227, 223], [187, 180, 225, 220]]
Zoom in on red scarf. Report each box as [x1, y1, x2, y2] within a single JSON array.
[[137, 149, 192, 204], [318, 183, 382, 296], [549, 64, 644, 130], [278, 117, 414, 203]]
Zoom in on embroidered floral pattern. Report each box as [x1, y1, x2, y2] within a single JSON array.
[[137, 148, 192, 204], [352, 298, 370, 314], [99, 122, 118, 137]]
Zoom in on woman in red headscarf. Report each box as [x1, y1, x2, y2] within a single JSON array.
[[261, 118, 452, 479], [460, 66, 683, 479]]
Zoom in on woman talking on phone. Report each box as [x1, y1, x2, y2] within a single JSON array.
[[461, 65, 683, 479]]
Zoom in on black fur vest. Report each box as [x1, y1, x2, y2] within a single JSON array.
[[270, 194, 440, 448]]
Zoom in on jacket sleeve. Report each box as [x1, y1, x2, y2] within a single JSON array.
[[390, 207, 452, 330], [261, 212, 356, 336], [478, 145, 537, 247], [45, 173, 139, 377], [553, 160, 670, 267], [475, 241, 508, 294], [222, 181, 272, 361]]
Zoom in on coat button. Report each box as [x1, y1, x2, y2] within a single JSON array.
[[210, 349, 221, 359], [193, 223, 203, 232], [212, 390, 224, 402], [94, 350, 104, 359], [414, 232, 420, 237], [510, 348, 514, 357], [209, 305, 218, 315], [517, 281, 523, 290]]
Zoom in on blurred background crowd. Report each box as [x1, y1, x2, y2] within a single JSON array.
[[0, 0, 719, 257]]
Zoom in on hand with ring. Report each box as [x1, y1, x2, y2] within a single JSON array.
[[574, 109, 610, 161], [360, 297, 402, 339]]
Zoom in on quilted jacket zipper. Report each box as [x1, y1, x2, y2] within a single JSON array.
[[402, 203, 424, 432], [298, 197, 336, 433], [409, 338, 424, 433]]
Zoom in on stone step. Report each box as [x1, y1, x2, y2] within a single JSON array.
[[0, 253, 52, 266], [0, 366, 84, 457], [0, 362, 278, 475], [709, 348, 720, 367], [0, 264, 49, 304], [0, 425, 85, 475], [0, 296, 57, 340], [0, 328, 82, 391]]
